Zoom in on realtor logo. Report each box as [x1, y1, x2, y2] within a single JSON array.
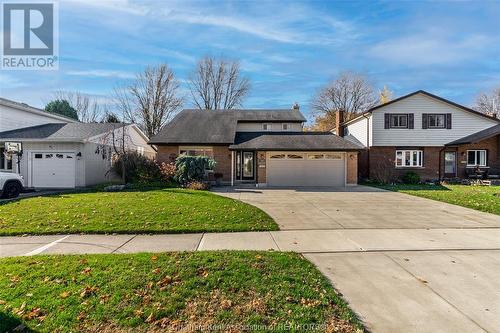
[[1, 2, 58, 70]]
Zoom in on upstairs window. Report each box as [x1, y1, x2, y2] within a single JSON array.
[[467, 150, 486, 166], [428, 114, 446, 128], [282, 123, 290, 131], [262, 123, 272, 131], [390, 114, 408, 128]]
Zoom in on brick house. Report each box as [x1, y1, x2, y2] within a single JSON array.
[[339, 90, 500, 181], [150, 107, 361, 187]]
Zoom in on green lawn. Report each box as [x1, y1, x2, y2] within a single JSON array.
[[0, 251, 362, 333], [0, 188, 278, 235], [369, 183, 500, 215]]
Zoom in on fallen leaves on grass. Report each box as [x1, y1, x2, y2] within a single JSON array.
[[80, 285, 99, 298]]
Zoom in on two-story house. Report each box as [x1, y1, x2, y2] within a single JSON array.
[[150, 107, 362, 187], [339, 90, 500, 181]]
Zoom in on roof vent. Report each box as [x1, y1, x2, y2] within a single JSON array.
[[292, 102, 300, 110]]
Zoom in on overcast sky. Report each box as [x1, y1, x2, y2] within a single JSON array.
[[1, 0, 499, 121]]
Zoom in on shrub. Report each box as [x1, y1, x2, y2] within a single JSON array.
[[372, 158, 397, 184], [175, 155, 216, 184], [402, 171, 421, 184], [185, 180, 210, 190], [112, 152, 162, 183], [159, 162, 176, 181]]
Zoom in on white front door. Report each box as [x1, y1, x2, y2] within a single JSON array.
[[31, 152, 76, 188], [266, 152, 345, 187]]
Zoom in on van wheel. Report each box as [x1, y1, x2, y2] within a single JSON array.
[[2, 182, 21, 199]]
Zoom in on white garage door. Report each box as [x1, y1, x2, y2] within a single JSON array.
[[267, 152, 345, 187], [31, 152, 76, 188]]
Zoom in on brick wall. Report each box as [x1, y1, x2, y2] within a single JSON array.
[[369, 146, 442, 181], [256, 151, 266, 184], [212, 146, 232, 182], [456, 135, 500, 177], [156, 145, 179, 164], [346, 152, 358, 185], [156, 145, 232, 182]]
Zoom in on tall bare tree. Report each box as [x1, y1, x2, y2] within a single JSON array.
[[311, 72, 378, 124], [53, 90, 103, 123], [114, 64, 183, 137], [474, 87, 500, 118], [189, 56, 250, 110]]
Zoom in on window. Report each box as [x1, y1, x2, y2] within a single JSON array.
[[45, 154, 53, 158], [34, 154, 43, 159], [282, 123, 290, 131], [56, 154, 64, 159], [325, 153, 342, 160], [286, 154, 303, 159], [179, 147, 213, 157], [0, 148, 13, 170], [467, 150, 487, 166], [308, 154, 324, 160], [395, 150, 423, 167], [428, 114, 446, 128], [262, 123, 272, 131], [390, 114, 408, 128], [269, 154, 285, 159]]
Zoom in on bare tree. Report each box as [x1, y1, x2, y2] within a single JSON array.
[[114, 64, 183, 137], [53, 90, 103, 123], [474, 87, 500, 118], [311, 72, 378, 123], [188, 56, 251, 110]]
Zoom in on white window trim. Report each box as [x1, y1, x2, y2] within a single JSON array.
[[466, 150, 487, 167], [390, 114, 409, 129], [179, 146, 214, 157], [262, 123, 272, 131], [0, 147, 14, 171], [395, 150, 423, 168]]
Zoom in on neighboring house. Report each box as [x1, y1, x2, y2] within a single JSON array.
[[0, 97, 154, 188], [150, 107, 361, 187], [339, 90, 500, 181]]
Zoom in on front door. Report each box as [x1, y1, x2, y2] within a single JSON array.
[[444, 151, 456, 177], [242, 151, 255, 180]]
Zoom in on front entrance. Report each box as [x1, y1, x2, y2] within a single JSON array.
[[235, 151, 255, 181], [444, 151, 457, 177]]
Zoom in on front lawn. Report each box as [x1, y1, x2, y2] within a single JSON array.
[[0, 188, 277, 235], [0, 251, 362, 333], [368, 183, 500, 215]]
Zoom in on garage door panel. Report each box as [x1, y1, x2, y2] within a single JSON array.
[[32, 152, 76, 188], [267, 152, 345, 187]]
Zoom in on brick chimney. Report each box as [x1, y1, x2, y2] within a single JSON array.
[[335, 109, 345, 137], [292, 102, 300, 110]]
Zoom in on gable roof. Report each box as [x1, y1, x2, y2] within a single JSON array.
[[342, 90, 500, 126], [149, 109, 306, 145], [0, 123, 126, 142], [229, 132, 362, 151], [446, 124, 500, 146], [0, 97, 78, 123]]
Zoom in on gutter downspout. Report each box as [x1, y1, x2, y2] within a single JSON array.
[[231, 151, 234, 187], [362, 113, 371, 178], [438, 147, 445, 181]]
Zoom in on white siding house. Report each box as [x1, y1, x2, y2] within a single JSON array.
[[0, 97, 155, 188]]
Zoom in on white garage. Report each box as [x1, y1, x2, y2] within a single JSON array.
[[266, 151, 346, 187], [31, 152, 76, 188]]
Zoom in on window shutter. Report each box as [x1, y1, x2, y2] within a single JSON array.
[[409, 114, 414, 129], [446, 113, 452, 129], [384, 114, 390, 129], [422, 113, 428, 129]]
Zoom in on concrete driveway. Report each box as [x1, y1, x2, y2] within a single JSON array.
[[212, 186, 500, 332], [213, 186, 500, 229]]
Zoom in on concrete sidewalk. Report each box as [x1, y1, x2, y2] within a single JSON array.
[[2, 228, 500, 257]]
